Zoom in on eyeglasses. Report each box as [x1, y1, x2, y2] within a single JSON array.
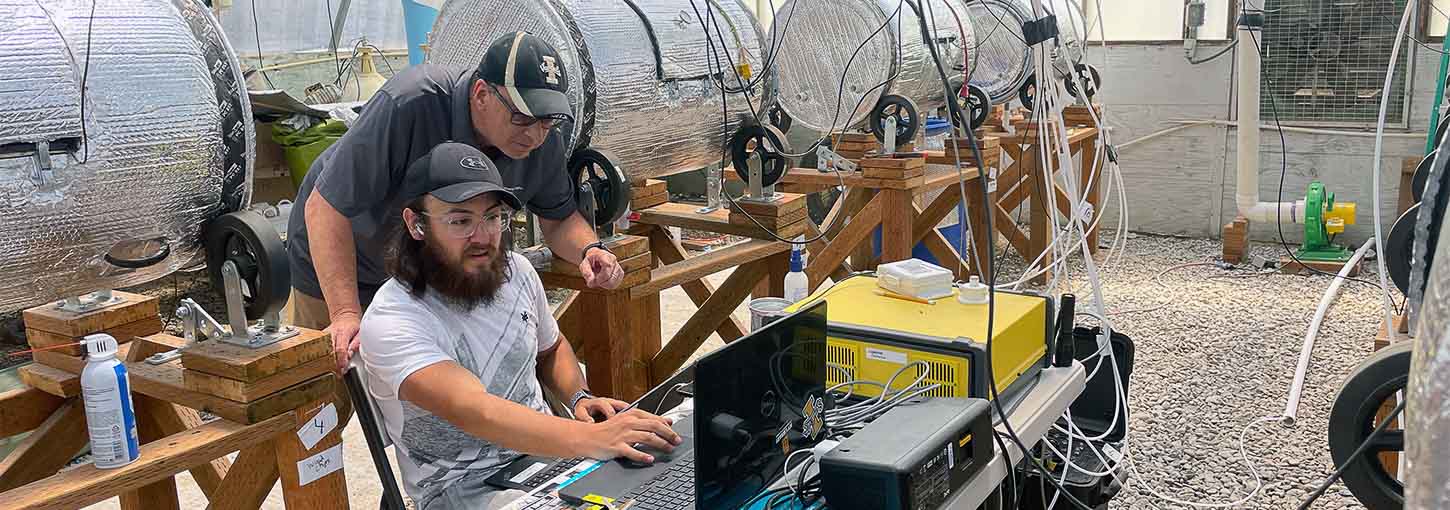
[[487, 85, 572, 130], [416, 210, 514, 239]]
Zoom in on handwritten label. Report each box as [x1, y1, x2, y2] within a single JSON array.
[[296, 403, 338, 451], [297, 444, 344, 486]]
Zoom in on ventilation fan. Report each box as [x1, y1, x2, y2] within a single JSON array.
[[1259, 0, 1412, 126]]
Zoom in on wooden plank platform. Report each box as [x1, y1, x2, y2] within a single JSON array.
[[22, 291, 158, 338], [180, 330, 332, 383], [0, 410, 295, 510], [635, 202, 808, 240]]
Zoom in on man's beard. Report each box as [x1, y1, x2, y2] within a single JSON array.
[[421, 240, 510, 310]]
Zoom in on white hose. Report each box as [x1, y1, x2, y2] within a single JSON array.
[[1281, 237, 1376, 424], [1368, 2, 1414, 345]]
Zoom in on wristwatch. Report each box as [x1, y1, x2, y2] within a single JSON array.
[[569, 389, 595, 410], [581, 241, 611, 261]]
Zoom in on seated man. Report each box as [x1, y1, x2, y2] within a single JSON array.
[[358, 142, 682, 510]]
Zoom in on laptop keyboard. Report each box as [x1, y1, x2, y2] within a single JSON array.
[[520, 457, 585, 490], [621, 454, 697, 510]]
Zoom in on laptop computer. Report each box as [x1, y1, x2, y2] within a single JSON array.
[[557, 300, 830, 509]]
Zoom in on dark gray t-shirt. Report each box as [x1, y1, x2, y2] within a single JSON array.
[[287, 64, 576, 303]]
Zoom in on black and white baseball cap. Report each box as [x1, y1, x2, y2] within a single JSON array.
[[400, 142, 523, 210], [476, 32, 572, 122]]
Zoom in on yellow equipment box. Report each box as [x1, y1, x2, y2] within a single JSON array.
[[784, 275, 1052, 401]]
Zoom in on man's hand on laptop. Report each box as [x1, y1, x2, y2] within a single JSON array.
[[573, 409, 683, 463], [573, 396, 632, 423]]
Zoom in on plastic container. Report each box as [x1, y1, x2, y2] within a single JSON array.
[[784, 244, 809, 304], [958, 275, 989, 305], [923, 117, 951, 150], [749, 298, 794, 331], [876, 258, 955, 300], [80, 333, 140, 469]]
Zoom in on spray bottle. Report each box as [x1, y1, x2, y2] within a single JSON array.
[[784, 240, 809, 303], [80, 333, 140, 468]]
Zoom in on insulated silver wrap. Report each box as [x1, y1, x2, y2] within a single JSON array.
[[1408, 183, 1450, 510], [966, 0, 1032, 104], [878, 0, 977, 117], [966, 0, 1084, 105], [427, 0, 769, 181], [770, 0, 895, 133], [0, 0, 254, 313]]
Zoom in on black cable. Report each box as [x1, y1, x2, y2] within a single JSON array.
[[77, 0, 97, 164], [1295, 398, 1404, 510], [1188, 40, 1239, 65], [363, 42, 398, 76], [919, 0, 1095, 506], [1244, 29, 1396, 293], [325, 0, 343, 83], [249, 0, 277, 90]]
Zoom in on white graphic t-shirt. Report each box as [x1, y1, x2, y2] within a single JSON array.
[[357, 252, 559, 504]]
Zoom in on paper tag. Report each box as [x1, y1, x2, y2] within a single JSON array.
[[297, 443, 344, 486], [296, 403, 338, 451], [865, 347, 908, 365], [509, 462, 549, 484]]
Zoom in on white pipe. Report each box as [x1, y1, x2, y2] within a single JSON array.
[[1170, 120, 1427, 139], [1282, 238, 1376, 424], [1368, 2, 1414, 346], [1234, 20, 1297, 225]]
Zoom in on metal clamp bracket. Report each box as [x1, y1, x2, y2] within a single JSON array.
[[145, 260, 298, 365]]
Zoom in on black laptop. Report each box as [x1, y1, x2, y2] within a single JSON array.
[[556, 300, 830, 510]]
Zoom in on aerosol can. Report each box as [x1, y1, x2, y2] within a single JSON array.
[[80, 333, 140, 468]]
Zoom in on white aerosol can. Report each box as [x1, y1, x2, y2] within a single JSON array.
[[80, 333, 140, 468]]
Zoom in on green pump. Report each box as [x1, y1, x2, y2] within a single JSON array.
[[1295, 181, 1357, 263]]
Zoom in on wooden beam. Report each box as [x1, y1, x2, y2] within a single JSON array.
[[136, 396, 231, 500], [0, 387, 65, 438], [631, 240, 790, 300], [879, 190, 915, 264], [807, 193, 886, 289], [123, 396, 182, 510], [2, 410, 295, 510], [635, 202, 808, 240], [922, 228, 967, 278], [124, 360, 336, 425], [647, 228, 747, 343], [17, 364, 79, 398], [913, 188, 965, 244], [273, 399, 350, 509], [204, 442, 279, 510], [180, 329, 332, 383], [21, 291, 159, 338], [652, 261, 767, 381], [0, 400, 88, 493], [994, 203, 1032, 260], [184, 356, 335, 403]]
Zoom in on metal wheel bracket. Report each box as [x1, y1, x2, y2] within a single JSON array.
[[730, 124, 790, 198]]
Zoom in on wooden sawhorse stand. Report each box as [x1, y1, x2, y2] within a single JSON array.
[[1, 295, 345, 509], [989, 121, 1102, 285], [736, 143, 1004, 291], [545, 194, 804, 401]]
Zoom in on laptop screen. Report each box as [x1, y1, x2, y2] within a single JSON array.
[[694, 300, 829, 509]]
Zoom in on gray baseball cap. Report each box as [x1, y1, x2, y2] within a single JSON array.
[[400, 142, 522, 210]]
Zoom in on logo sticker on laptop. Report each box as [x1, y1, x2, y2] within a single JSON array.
[[799, 394, 827, 441]]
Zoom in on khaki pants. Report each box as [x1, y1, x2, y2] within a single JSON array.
[[287, 288, 355, 428]]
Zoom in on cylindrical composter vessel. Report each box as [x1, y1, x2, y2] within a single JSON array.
[[426, 0, 771, 181], [967, 0, 1090, 106], [770, 0, 976, 139], [0, 0, 254, 312]]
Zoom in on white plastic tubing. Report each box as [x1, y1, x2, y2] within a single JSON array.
[[1234, 19, 1300, 224], [1282, 237, 1376, 424]]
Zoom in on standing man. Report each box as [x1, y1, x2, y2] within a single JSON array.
[[288, 32, 624, 372]]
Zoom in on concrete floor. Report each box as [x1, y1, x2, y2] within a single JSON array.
[[82, 269, 743, 510]]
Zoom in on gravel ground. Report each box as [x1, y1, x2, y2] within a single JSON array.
[[1005, 231, 1391, 510]]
